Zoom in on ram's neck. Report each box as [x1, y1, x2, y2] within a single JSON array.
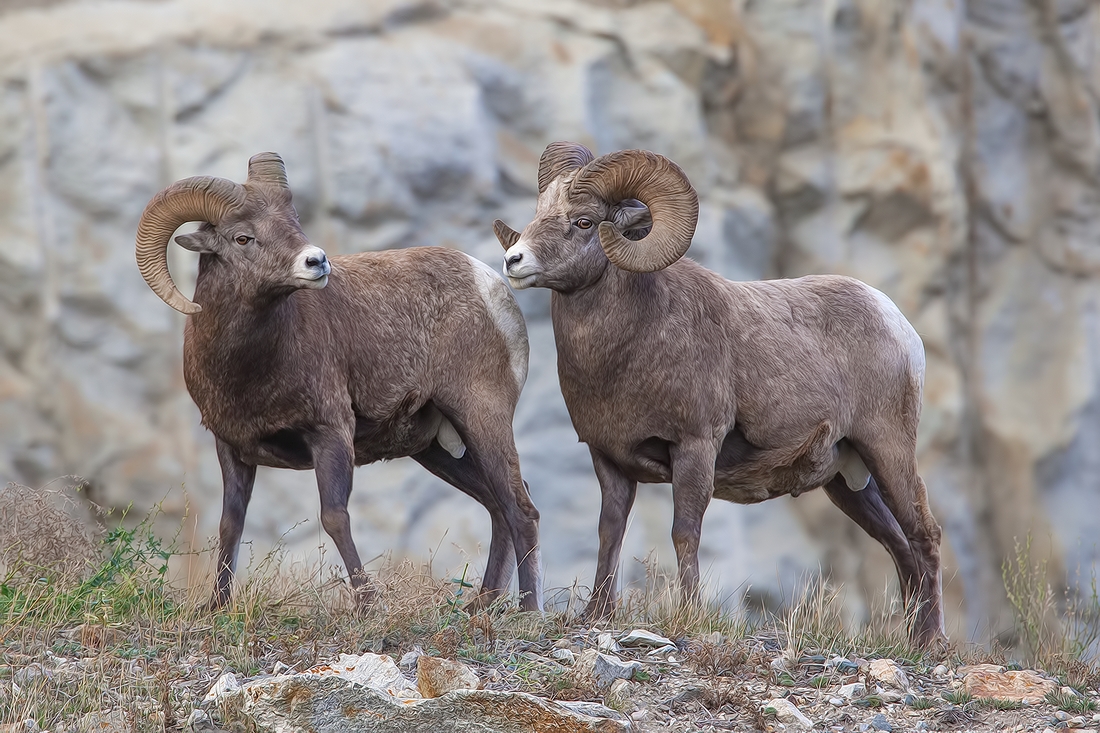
[[185, 256, 300, 396], [550, 268, 663, 382]]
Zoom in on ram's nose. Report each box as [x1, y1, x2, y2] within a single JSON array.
[[302, 247, 330, 276]]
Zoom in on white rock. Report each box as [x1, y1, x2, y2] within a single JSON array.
[[840, 682, 867, 699], [764, 698, 813, 729], [315, 653, 420, 699], [648, 645, 677, 657], [203, 672, 240, 703], [830, 697, 845, 706], [271, 661, 295, 675], [869, 659, 910, 690], [185, 709, 213, 733], [597, 633, 621, 653], [933, 665, 950, 678], [550, 648, 576, 665], [618, 629, 673, 649]]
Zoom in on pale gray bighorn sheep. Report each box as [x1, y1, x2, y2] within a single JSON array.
[[135, 153, 542, 611], [493, 142, 944, 645]]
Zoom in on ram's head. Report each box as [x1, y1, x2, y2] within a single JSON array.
[[494, 142, 699, 291], [136, 153, 329, 314]]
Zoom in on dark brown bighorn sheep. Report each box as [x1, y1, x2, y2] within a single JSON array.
[[136, 152, 543, 611], [493, 142, 945, 646]]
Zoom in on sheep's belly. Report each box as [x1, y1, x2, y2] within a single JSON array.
[[712, 442, 871, 504], [353, 405, 466, 464]]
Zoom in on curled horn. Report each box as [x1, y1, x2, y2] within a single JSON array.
[[135, 177, 245, 314], [246, 152, 289, 189], [571, 150, 699, 273], [538, 141, 595, 193], [493, 219, 521, 250]]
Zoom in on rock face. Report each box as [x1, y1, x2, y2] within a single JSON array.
[[1, 0, 1099, 641]]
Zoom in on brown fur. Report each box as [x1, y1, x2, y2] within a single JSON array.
[[499, 155, 944, 645], [172, 183, 542, 611]]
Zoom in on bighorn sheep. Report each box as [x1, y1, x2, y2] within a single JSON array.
[[493, 142, 944, 645], [136, 152, 542, 611]]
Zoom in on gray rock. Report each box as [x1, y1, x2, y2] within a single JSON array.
[[219, 674, 632, 733], [399, 647, 423, 671], [870, 713, 892, 731], [575, 650, 642, 689], [550, 648, 576, 665]]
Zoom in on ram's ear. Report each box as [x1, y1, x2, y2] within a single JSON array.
[[174, 232, 216, 253], [611, 199, 652, 239]]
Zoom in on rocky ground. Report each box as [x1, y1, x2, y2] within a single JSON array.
[[199, 626, 1100, 733], [8, 621, 1093, 733]]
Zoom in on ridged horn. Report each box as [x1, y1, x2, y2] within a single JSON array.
[[135, 177, 245, 314], [493, 219, 521, 250], [571, 149, 699, 273], [538, 141, 595, 193], [246, 152, 288, 189]]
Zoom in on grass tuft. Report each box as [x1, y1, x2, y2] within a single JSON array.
[[941, 688, 973, 705], [1045, 689, 1098, 714], [1002, 536, 1100, 676]]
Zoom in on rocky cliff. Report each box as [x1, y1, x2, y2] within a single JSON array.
[[1, 0, 1098, 642]]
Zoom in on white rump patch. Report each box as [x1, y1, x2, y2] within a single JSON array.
[[866, 284, 926, 388], [837, 443, 871, 491], [466, 254, 529, 391]]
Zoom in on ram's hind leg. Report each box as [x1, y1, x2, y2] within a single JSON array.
[[466, 426, 543, 613], [822, 475, 920, 605], [851, 437, 945, 647], [412, 443, 516, 612]]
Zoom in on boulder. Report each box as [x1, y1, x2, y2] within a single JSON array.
[[216, 674, 632, 733], [868, 659, 910, 691], [961, 667, 1057, 704]]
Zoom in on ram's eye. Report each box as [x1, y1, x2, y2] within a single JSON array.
[[575, 218, 593, 230], [234, 235, 251, 245]]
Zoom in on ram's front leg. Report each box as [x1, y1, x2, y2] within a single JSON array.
[[670, 438, 718, 604], [211, 438, 257, 609], [311, 426, 373, 608], [585, 449, 638, 620]]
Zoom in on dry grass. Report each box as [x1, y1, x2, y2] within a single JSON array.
[[1003, 535, 1100, 677], [0, 481, 101, 583], [1, 480, 1098, 730]]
